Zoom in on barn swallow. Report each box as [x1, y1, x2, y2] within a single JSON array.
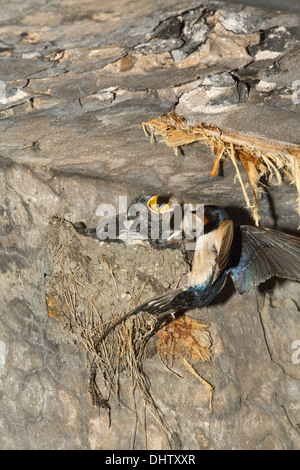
[[99, 204, 300, 339]]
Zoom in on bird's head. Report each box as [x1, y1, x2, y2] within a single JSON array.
[[127, 194, 173, 222], [129, 195, 152, 206], [202, 205, 230, 233], [128, 195, 171, 213]]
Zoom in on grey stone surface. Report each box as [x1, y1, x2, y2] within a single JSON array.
[[0, 0, 300, 450]]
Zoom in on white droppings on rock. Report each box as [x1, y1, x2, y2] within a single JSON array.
[[256, 80, 277, 92], [254, 50, 282, 61], [0, 341, 7, 374]]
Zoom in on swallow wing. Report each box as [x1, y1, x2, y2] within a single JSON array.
[[229, 225, 300, 294], [211, 218, 234, 284]]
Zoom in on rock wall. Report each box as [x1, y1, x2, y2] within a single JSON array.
[[0, 0, 300, 449]]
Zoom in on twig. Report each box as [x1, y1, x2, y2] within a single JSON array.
[[182, 357, 214, 414]]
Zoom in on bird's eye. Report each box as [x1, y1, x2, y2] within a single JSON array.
[[140, 198, 146, 203], [205, 207, 211, 213]]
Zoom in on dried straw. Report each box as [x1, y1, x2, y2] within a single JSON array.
[[142, 111, 300, 226], [57, 261, 176, 449]]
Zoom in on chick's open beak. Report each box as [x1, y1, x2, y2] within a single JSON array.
[[147, 195, 172, 214], [147, 195, 158, 211]]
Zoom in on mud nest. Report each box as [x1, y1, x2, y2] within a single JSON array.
[[45, 216, 213, 449]]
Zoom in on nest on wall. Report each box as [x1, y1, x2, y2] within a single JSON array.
[[142, 111, 300, 227], [45, 217, 213, 449]]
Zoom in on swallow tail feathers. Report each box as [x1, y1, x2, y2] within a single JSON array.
[[97, 288, 185, 342]]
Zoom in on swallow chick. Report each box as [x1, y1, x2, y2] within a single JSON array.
[[73, 194, 176, 247], [96, 194, 173, 246], [72, 195, 151, 243], [99, 205, 300, 339]]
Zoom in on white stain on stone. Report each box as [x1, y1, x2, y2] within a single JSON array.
[[254, 50, 282, 61], [0, 340, 7, 371], [256, 80, 277, 92], [0, 88, 28, 105]]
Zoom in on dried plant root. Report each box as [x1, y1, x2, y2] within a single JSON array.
[[156, 315, 213, 413], [182, 358, 214, 415], [142, 111, 300, 225]]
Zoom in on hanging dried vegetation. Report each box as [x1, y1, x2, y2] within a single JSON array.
[[142, 111, 300, 226]]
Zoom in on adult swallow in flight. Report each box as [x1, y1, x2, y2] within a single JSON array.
[[99, 204, 300, 339]]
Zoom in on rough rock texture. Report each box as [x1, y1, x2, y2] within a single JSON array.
[[0, 0, 300, 450]]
